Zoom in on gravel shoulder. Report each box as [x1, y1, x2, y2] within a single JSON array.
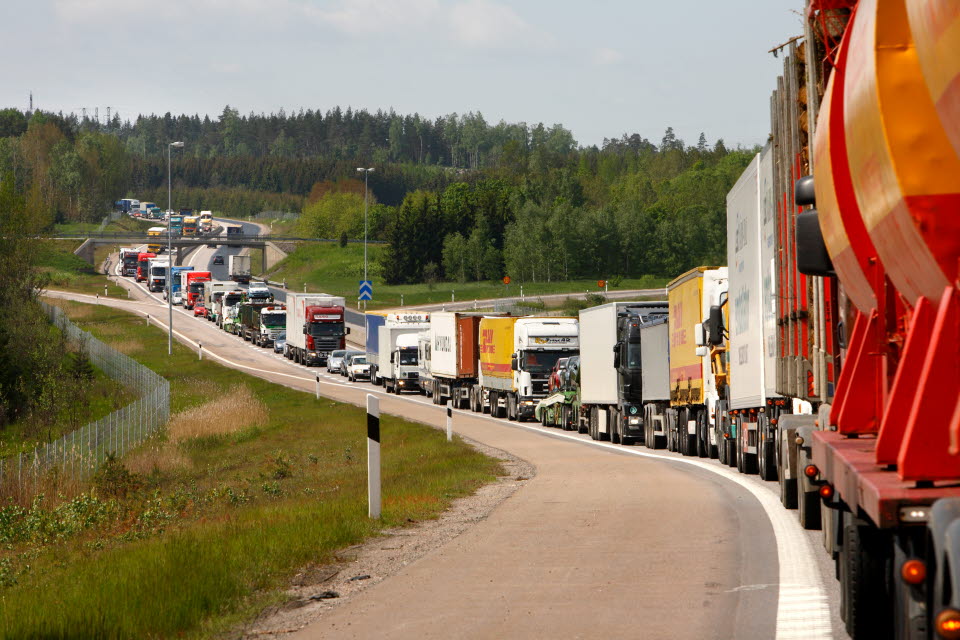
[[241, 439, 535, 637]]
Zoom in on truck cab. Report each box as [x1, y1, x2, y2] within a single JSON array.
[[136, 252, 156, 282], [511, 318, 579, 421], [386, 333, 420, 394], [120, 248, 139, 277], [254, 305, 287, 347], [612, 307, 669, 443], [147, 258, 170, 292], [183, 271, 211, 310]]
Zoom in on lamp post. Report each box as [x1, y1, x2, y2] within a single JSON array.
[[167, 141, 184, 355], [356, 167, 374, 310]]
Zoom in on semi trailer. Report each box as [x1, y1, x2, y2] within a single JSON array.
[[364, 311, 430, 390], [285, 293, 347, 366], [422, 312, 484, 408]]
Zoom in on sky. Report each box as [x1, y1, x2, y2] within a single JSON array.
[[1, 0, 804, 149]]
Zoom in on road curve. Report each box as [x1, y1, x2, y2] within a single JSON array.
[[44, 280, 843, 639]]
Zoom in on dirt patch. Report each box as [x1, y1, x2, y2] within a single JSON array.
[[239, 438, 535, 637]]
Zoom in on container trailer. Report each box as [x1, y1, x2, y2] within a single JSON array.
[[285, 294, 347, 366]]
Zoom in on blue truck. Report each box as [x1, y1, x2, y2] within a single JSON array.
[[169, 266, 195, 300]]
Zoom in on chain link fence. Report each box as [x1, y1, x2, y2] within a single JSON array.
[[0, 301, 170, 500]]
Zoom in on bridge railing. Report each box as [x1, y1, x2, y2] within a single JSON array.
[[40, 233, 387, 244]]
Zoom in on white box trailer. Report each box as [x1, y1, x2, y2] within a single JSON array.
[[378, 325, 429, 394], [579, 301, 669, 444], [285, 293, 347, 366]]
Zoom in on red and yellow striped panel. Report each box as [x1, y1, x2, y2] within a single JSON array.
[[907, 0, 960, 160]]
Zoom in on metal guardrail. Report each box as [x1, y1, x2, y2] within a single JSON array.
[[0, 302, 170, 500]]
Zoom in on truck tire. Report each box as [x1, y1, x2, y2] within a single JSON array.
[[507, 395, 517, 421], [840, 519, 892, 639], [759, 427, 778, 482], [696, 410, 708, 458], [777, 432, 798, 509], [726, 438, 737, 468], [798, 488, 822, 530]]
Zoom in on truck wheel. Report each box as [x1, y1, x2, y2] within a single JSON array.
[[759, 432, 778, 482], [726, 438, 737, 467], [841, 520, 892, 638], [507, 395, 517, 421], [696, 411, 708, 458]]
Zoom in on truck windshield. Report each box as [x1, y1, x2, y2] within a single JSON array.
[[224, 295, 242, 306], [189, 284, 204, 294], [261, 313, 285, 328], [398, 348, 417, 365], [151, 267, 166, 276], [307, 322, 342, 337], [626, 342, 642, 368], [522, 350, 577, 374]]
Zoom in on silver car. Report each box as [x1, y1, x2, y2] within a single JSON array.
[[327, 350, 347, 373]]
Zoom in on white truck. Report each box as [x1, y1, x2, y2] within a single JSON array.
[[201, 281, 237, 321], [423, 312, 484, 408], [579, 302, 670, 445], [229, 255, 251, 284], [147, 257, 170, 293], [475, 317, 579, 421], [285, 293, 348, 366], [199, 211, 213, 233]]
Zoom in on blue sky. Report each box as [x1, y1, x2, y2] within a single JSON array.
[[1, 0, 803, 148]]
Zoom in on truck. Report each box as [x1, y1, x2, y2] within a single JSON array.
[[226, 224, 242, 248], [422, 312, 484, 407], [168, 214, 184, 236], [213, 289, 244, 328], [246, 282, 273, 304], [473, 316, 579, 421], [167, 266, 194, 299], [199, 211, 213, 233], [119, 248, 139, 277], [147, 257, 170, 293], [535, 355, 581, 431], [183, 271, 211, 310], [664, 267, 727, 459], [285, 293, 348, 366], [135, 252, 156, 282], [200, 281, 234, 320], [115, 198, 139, 214], [147, 226, 166, 254], [239, 303, 286, 346], [778, 2, 960, 636], [228, 255, 251, 284], [364, 311, 430, 389], [577, 302, 670, 445], [183, 216, 198, 237]]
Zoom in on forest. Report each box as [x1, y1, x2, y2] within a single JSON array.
[[0, 105, 756, 284]]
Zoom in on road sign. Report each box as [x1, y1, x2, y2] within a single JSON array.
[[359, 280, 373, 301], [597, 280, 606, 289], [502, 276, 511, 285]]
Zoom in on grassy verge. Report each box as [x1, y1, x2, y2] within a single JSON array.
[[1, 300, 501, 638], [265, 243, 668, 308], [52, 216, 155, 236], [34, 240, 126, 297]]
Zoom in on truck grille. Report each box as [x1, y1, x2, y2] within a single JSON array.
[[405, 372, 419, 379], [531, 380, 548, 395], [314, 337, 340, 350]]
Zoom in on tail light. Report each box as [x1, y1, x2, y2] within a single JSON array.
[[804, 464, 819, 479], [900, 559, 926, 585], [936, 609, 960, 639], [818, 484, 834, 500]]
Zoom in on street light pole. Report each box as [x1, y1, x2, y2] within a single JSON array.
[[356, 167, 374, 311], [167, 141, 184, 355]]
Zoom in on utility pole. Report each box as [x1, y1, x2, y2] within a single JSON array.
[[167, 141, 184, 355], [357, 167, 374, 312]]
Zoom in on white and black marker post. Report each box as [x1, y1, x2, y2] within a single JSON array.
[[446, 400, 453, 442], [198, 341, 202, 360], [315, 375, 320, 400], [367, 394, 381, 519]]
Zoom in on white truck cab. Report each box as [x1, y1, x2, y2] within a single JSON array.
[[511, 318, 579, 420]]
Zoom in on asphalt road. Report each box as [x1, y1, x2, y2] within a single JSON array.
[[45, 275, 846, 639]]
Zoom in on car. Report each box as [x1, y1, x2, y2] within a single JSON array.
[[193, 301, 208, 318], [213, 255, 224, 265], [327, 350, 347, 373], [273, 331, 286, 354], [548, 357, 570, 393], [347, 355, 371, 382], [341, 350, 365, 377], [172, 290, 183, 305]]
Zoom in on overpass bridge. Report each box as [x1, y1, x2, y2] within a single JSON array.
[[46, 232, 385, 271]]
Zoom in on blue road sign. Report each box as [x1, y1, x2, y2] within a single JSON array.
[[359, 280, 373, 301]]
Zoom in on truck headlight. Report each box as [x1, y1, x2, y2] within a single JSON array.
[[629, 417, 640, 425]]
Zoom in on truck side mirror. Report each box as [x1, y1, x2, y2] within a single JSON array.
[[612, 342, 621, 369], [706, 306, 725, 346], [796, 210, 834, 277], [694, 323, 705, 347], [510, 354, 518, 371], [302, 324, 307, 334], [390, 353, 395, 363], [345, 327, 351, 335]]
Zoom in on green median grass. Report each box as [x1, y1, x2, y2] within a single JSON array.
[[34, 240, 126, 297], [265, 242, 668, 309], [1, 300, 501, 638]]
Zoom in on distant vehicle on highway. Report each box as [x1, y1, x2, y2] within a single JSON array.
[[273, 331, 286, 354], [327, 350, 347, 374], [341, 351, 365, 377], [193, 301, 208, 318], [171, 290, 183, 305], [213, 255, 224, 265]]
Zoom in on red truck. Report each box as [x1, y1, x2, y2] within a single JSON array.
[[788, 1, 960, 637], [135, 252, 156, 283], [183, 271, 211, 310], [284, 293, 348, 366]]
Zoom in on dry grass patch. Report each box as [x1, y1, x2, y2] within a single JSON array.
[[109, 339, 144, 355], [125, 442, 192, 475], [169, 384, 268, 443]]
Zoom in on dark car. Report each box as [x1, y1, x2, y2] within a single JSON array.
[[213, 255, 224, 265]]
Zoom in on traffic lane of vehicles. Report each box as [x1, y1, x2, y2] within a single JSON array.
[[44, 288, 789, 640]]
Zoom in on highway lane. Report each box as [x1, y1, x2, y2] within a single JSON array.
[[46, 278, 845, 639]]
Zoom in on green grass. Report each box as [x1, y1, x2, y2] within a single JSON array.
[[265, 243, 668, 309], [33, 241, 126, 297], [1, 300, 501, 638], [52, 216, 155, 235]]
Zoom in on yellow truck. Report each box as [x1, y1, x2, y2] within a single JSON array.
[[474, 316, 579, 421], [183, 216, 199, 236], [664, 267, 728, 459], [147, 226, 166, 254]]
